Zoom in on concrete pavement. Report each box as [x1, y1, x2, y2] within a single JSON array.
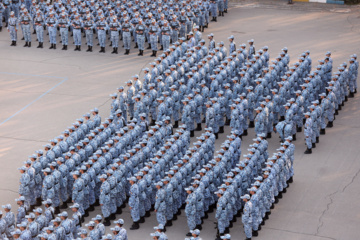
[[0, 1, 359, 239]]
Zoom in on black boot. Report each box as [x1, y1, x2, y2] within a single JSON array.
[[60, 202, 68, 209], [252, 230, 258, 236], [89, 205, 94, 211], [112, 47, 116, 54], [196, 123, 202, 131], [211, 17, 216, 22], [215, 230, 221, 240], [320, 128, 325, 135], [224, 9, 228, 13], [74, 46, 78, 51], [116, 207, 122, 214], [54, 206, 60, 214], [345, 96, 348, 102], [86, 46, 91, 52], [349, 92, 354, 98], [326, 121, 333, 128], [215, 132, 218, 139], [28, 42, 31, 47], [316, 137, 319, 143], [186, 232, 192, 237], [10, 41, 15, 46], [304, 148, 312, 154], [104, 217, 111, 226], [37, 42, 42, 48], [173, 121, 179, 128], [165, 220, 172, 226], [225, 118, 230, 125], [172, 214, 177, 220], [0, 27, 2, 32], [139, 216, 145, 223], [84, 210, 89, 217], [124, 49, 129, 55], [244, 129, 248, 136], [215, 17, 217, 22], [292, 134, 296, 141], [190, 130, 194, 137], [130, 221, 140, 230], [160, 45, 163, 50], [134, 43, 138, 48], [266, 132, 272, 139], [89, 46, 92, 52], [249, 121, 255, 128], [147, 43, 151, 49], [218, 11, 221, 16], [150, 50, 155, 57], [53, 44, 56, 49], [221, 11, 224, 16], [110, 213, 116, 220], [219, 126, 224, 133], [78, 46, 81, 51], [288, 176, 293, 183], [24, 42, 29, 47], [297, 126, 302, 132], [138, 50, 142, 56], [115, 47, 118, 54], [153, 51, 157, 57], [202, 118, 206, 123], [21, 37, 25, 40], [312, 143, 316, 148], [36, 198, 42, 206], [338, 105, 342, 111], [335, 109, 338, 115], [145, 211, 151, 217]]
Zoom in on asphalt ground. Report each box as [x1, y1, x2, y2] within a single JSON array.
[[0, 1, 359, 239]]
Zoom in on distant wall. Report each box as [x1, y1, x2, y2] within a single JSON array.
[[293, 0, 344, 4]]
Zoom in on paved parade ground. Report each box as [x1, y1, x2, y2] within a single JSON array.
[[0, 1, 360, 239]]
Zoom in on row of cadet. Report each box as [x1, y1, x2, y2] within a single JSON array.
[[182, 130, 245, 238], [0, 199, 129, 240], [216, 137, 294, 240], [16, 101, 195, 239], [108, 35, 358, 144], [2, 0, 229, 54], [272, 54, 358, 154]]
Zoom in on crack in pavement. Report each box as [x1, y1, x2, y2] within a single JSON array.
[[264, 226, 337, 240], [341, 167, 360, 193], [315, 190, 339, 236], [316, 166, 360, 236]]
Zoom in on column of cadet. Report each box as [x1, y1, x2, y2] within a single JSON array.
[[2, 0, 229, 54]]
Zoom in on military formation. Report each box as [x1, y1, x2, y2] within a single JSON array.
[[1, 0, 229, 54], [0, 15, 357, 238]]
